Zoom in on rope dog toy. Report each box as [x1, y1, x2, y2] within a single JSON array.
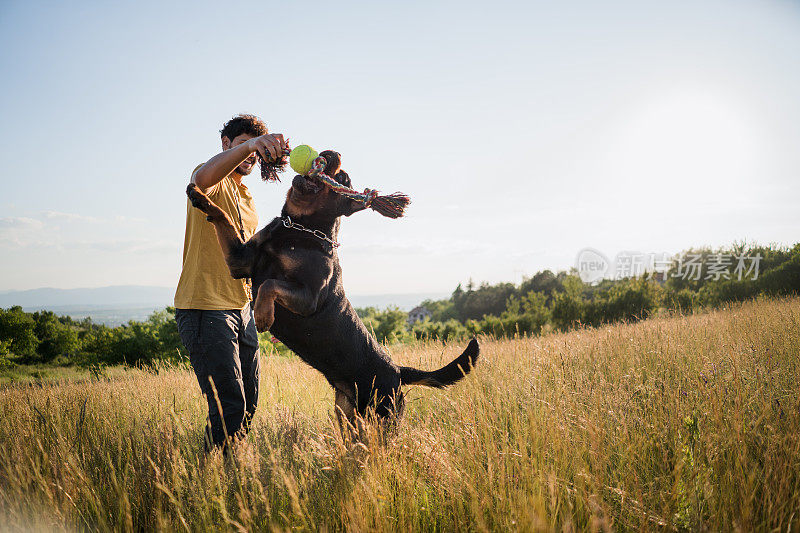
[[290, 144, 411, 219], [257, 142, 291, 182]]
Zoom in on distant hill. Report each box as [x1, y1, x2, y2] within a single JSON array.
[[0, 286, 448, 326], [0, 286, 175, 309], [0, 286, 175, 326], [348, 293, 449, 311]]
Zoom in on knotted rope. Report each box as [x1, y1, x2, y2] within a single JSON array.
[[258, 145, 291, 182], [308, 157, 410, 219]]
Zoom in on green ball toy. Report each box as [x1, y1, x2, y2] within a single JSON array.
[[289, 144, 319, 175]]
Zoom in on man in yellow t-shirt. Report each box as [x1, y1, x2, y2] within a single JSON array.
[[174, 114, 287, 451]]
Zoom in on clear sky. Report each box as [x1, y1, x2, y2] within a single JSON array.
[[1, 0, 798, 294]]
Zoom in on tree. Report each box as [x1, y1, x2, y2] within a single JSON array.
[[33, 311, 79, 362], [361, 307, 408, 344], [550, 276, 585, 331], [518, 270, 563, 304], [0, 306, 39, 359]]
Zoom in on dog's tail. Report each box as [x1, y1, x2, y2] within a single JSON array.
[[399, 338, 480, 388]]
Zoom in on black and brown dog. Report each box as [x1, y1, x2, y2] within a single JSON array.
[[186, 150, 478, 425]]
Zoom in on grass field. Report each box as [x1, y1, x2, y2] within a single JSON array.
[[0, 364, 130, 388], [1, 297, 798, 531]]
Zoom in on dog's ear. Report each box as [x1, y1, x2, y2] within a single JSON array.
[[318, 150, 341, 176]]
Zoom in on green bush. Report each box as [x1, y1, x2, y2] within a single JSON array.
[[411, 318, 468, 342], [0, 306, 39, 359], [663, 288, 699, 313], [32, 311, 80, 363], [359, 307, 409, 344]]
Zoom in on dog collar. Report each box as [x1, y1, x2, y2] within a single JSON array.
[[281, 216, 340, 249]]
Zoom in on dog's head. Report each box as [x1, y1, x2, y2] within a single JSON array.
[[284, 150, 368, 219]]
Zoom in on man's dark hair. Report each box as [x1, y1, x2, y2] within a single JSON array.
[[220, 114, 267, 141]]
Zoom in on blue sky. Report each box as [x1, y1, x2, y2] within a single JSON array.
[[1, 0, 798, 294]]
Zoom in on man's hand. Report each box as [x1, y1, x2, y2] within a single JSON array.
[[247, 133, 287, 162]]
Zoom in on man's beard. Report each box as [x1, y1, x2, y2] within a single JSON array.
[[235, 162, 254, 176]]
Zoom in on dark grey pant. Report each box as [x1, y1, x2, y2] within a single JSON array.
[[176, 304, 260, 448]]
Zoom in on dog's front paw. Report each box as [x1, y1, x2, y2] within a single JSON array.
[[187, 183, 227, 222], [254, 302, 275, 332], [186, 183, 211, 211], [254, 314, 274, 333]]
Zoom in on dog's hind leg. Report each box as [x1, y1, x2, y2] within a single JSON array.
[[334, 387, 356, 426], [334, 385, 365, 444]]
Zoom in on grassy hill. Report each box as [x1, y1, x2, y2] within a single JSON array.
[[0, 297, 798, 530]]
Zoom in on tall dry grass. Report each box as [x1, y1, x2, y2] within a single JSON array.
[[0, 297, 798, 531]]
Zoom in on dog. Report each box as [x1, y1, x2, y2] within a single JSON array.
[[185, 150, 478, 426]]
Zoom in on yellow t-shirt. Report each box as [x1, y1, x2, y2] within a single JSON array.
[[174, 165, 258, 310]]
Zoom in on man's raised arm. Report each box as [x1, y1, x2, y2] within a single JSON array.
[[192, 133, 287, 192]]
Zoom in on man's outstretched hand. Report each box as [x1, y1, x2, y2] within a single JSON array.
[[247, 133, 287, 162]]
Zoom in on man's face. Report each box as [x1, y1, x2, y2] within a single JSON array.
[[223, 133, 256, 176]]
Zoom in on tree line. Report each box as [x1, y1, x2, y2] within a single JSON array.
[[1, 243, 798, 368], [358, 242, 800, 343], [0, 308, 184, 368]]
